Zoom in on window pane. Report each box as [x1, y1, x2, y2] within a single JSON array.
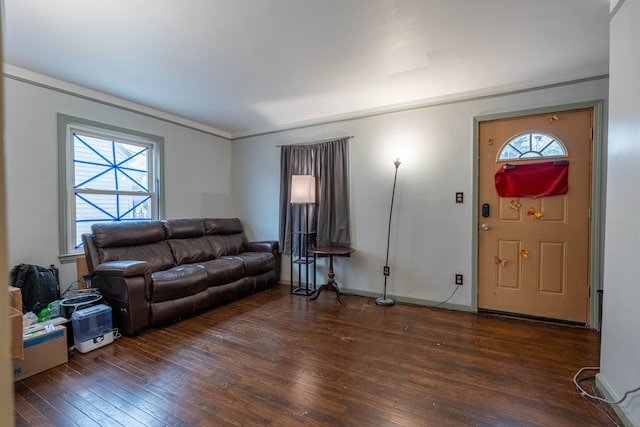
[[74, 221, 93, 250], [511, 134, 531, 153], [541, 141, 565, 156], [73, 192, 152, 249], [499, 145, 522, 160], [531, 134, 553, 152], [74, 133, 149, 191], [521, 152, 541, 158], [75, 192, 152, 222], [498, 132, 567, 160]]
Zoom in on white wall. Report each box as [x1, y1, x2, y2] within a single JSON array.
[[599, 0, 640, 425], [232, 78, 608, 308], [4, 75, 233, 293]]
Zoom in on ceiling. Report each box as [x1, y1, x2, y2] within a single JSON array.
[[3, 0, 610, 138]]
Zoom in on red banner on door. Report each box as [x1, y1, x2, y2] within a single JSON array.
[[494, 161, 569, 197]]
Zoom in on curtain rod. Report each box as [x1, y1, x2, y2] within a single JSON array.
[[276, 135, 353, 147]]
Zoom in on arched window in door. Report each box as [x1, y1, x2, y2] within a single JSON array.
[[498, 132, 567, 160]]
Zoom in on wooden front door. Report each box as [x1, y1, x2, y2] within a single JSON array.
[[478, 108, 593, 324]]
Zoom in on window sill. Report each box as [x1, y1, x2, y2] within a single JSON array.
[[58, 253, 84, 264]]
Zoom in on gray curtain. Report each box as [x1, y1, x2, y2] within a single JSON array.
[[279, 138, 350, 254]]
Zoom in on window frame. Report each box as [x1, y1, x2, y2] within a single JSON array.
[[58, 114, 165, 260]]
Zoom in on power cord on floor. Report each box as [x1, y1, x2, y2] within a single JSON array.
[[60, 280, 78, 298], [432, 285, 460, 308], [574, 366, 640, 404], [582, 375, 622, 426]]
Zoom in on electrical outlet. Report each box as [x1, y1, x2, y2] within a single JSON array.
[[455, 192, 464, 203], [383, 266, 390, 276], [455, 274, 463, 285]]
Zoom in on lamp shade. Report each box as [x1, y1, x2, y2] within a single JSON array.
[[290, 175, 316, 203]]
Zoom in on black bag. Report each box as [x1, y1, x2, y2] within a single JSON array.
[[10, 264, 58, 314]]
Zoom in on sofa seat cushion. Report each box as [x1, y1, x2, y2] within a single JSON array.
[[200, 257, 245, 287], [151, 264, 209, 303], [234, 252, 276, 276]]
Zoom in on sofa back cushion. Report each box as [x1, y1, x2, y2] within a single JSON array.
[[92, 221, 176, 272], [93, 221, 166, 247], [169, 238, 216, 264], [206, 235, 245, 257], [204, 218, 243, 235], [164, 218, 205, 239], [204, 218, 247, 257], [164, 218, 216, 264]]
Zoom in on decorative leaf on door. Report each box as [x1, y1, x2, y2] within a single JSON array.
[[494, 256, 507, 267], [510, 199, 521, 210], [527, 207, 543, 219], [520, 249, 530, 259]]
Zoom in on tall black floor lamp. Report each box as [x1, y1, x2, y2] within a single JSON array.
[[377, 158, 401, 306]]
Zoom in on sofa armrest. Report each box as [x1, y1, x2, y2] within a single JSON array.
[[244, 241, 281, 282], [244, 240, 278, 253], [93, 260, 153, 301], [94, 260, 152, 277]]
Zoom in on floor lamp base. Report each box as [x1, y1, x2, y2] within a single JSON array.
[[376, 297, 395, 306]]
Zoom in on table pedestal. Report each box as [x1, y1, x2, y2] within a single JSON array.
[[308, 246, 355, 305]]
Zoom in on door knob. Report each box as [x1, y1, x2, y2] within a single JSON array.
[[481, 223, 490, 231]]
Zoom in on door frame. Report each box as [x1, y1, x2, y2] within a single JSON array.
[[472, 100, 606, 329]]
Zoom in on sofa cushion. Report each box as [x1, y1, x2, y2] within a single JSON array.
[[99, 241, 176, 272], [168, 236, 215, 264], [206, 234, 245, 257], [204, 218, 244, 235], [151, 264, 209, 303], [164, 218, 205, 239], [200, 257, 246, 286], [92, 221, 166, 247], [233, 252, 276, 276]]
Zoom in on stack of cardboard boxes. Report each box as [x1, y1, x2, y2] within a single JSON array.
[[9, 286, 68, 381]]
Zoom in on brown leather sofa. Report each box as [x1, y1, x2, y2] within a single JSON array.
[[81, 218, 280, 334]]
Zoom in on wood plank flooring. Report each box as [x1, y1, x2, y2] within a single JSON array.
[[13, 284, 620, 426]]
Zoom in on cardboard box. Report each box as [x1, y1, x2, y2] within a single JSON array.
[[23, 316, 68, 335], [13, 325, 68, 382], [9, 307, 23, 360], [9, 286, 23, 359], [76, 255, 91, 289], [9, 285, 22, 311]]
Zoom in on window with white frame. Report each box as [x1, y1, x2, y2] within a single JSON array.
[[58, 115, 164, 256]]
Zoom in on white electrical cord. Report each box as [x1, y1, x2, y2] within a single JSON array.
[[574, 366, 640, 404]]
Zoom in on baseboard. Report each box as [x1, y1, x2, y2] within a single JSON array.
[[596, 373, 640, 427], [340, 287, 471, 312], [280, 280, 471, 312]]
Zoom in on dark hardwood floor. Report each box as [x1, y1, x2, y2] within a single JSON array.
[[14, 284, 621, 426]]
